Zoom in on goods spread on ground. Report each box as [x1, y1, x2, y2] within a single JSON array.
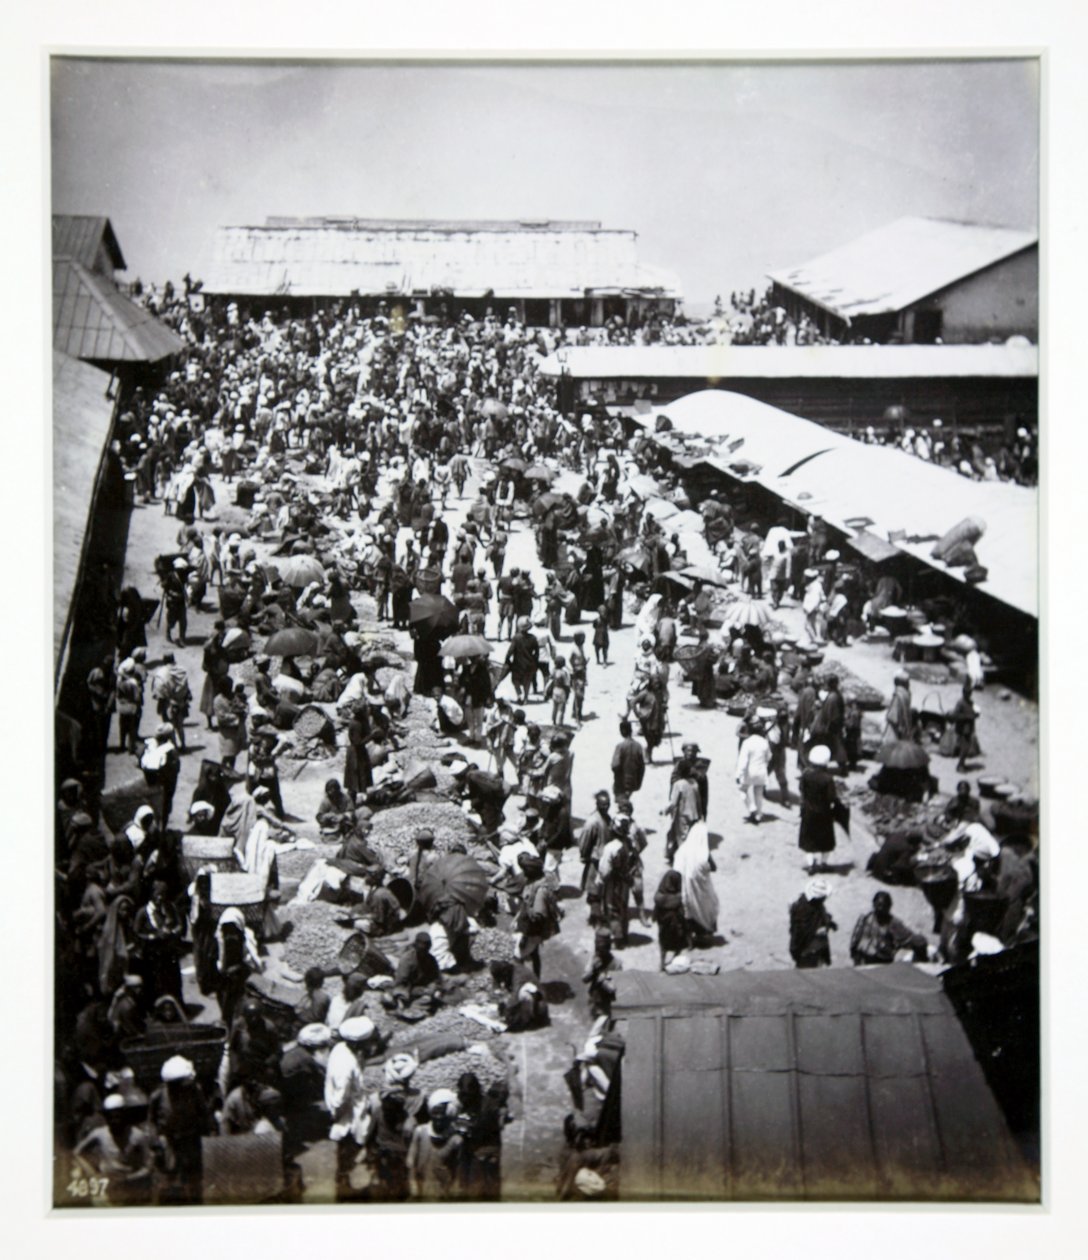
[[368, 801, 485, 873], [279, 900, 356, 973]]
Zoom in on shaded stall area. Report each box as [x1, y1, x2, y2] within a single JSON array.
[[611, 965, 1037, 1202]]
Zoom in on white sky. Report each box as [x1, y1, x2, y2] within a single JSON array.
[[51, 58, 1039, 309]]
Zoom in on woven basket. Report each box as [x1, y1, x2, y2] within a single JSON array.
[[209, 872, 269, 929], [120, 1023, 227, 1093], [180, 835, 238, 881]]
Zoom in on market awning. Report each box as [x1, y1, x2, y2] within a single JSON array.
[[613, 965, 1036, 1202], [846, 530, 901, 564], [53, 350, 117, 676]]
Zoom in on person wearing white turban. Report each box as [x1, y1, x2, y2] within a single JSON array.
[[788, 878, 837, 968]]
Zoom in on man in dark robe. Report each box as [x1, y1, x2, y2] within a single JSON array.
[[610, 719, 645, 810]]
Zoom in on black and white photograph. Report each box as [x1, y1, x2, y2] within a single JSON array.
[[48, 52, 1043, 1209]]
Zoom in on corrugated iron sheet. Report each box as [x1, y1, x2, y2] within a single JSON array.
[[614, 966, 1036, 1202], [767, 217, 1037, 321], [53, 350, 116, 668], [538, 343, 1039, 381], [52, 214, 126, 273], [53, 259, 183, 364], [637, 390, 1037, 619], [202, 223, 682, 299]]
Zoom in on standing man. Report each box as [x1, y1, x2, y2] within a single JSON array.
[[569, 632, 588, 726], [501, 617, 540, 706], [578, 789, 613, 916], [611, 719, 646, 811]]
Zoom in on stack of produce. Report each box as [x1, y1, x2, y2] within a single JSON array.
[[368, 802, 482, 873], [409, 1046, 508, 1097], [807, 660, 886, 710], [280, 900, 356, 973]]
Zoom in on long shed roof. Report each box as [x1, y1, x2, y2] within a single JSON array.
[[53, 258, 184, 364], [767, 217, 1037, 321], [53, 350, 116, 672], [202, 221, 682, 299], [538, 342, 1038, 381], [613, 965, 1036, 1202], [637, 390, 1037, 618], [52, 214, 126, 273]]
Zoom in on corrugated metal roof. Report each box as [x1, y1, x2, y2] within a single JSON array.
[[614, 966, 1036, 1202], [53, 350, 117, 671], [202, 223, 682, 299], [639, 390, 1037, 618], [52, 214, 126, 273], [539, 343, 1038, 380], [53, 258, 184, 364], [767, 217, 1038, 321]]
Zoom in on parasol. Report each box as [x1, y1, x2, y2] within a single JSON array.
[[581, 523, 614, 548], [441, 634, 493, 660], [616, 545, 652, 574], [500, 456, 529, 474], [418, 854, 490, 916], [655, 571, 694, 593], [626, 473, 663, 498], [524, 464, 555, 482], [681, 564, 733, 589], [221, 627, 251, 662], [533, 491, 565, 515], [878, 740, 930, 770], [721, 597, 773, 629], [408, 593, 459, 637], [481, 398, 508, 421], [264, 627, 320, 658], [276, 555, 326, 588]]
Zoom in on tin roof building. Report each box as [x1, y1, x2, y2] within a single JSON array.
[[201, 217, 682, 327], [767, 217, 1038, 345]]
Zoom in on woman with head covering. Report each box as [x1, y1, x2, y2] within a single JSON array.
[[214, 906, 262, 1030], [788, 879, 837, 968], [798, 745, 840, 873], [96, 894, 136, 998], [653, 870, 688, 971], [132, 881, 184, 1003], [674, 821, 719, 943]]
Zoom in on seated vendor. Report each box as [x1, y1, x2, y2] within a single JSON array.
[[358, 868, 403, 937], [316, 778, 356, 837], [867, 831, 925, 886], [941, 780, 981, 827], [383, 931, 444, 1020]]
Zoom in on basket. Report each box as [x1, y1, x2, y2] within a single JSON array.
[[120, 1023, 227, 1093], [673, 644, 702, 681], [209, 872, 269, 929], [180, 835, 239, 881], [416, 568, 441, 594]]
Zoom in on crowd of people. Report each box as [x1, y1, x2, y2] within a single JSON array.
[[55, 281, 1038, 1205]]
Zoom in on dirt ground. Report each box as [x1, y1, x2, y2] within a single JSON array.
[[101, 449, 1038, 1201]]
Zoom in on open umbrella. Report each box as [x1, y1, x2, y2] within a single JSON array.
[[616, 545, 652, 575], [532, 491, 565, 518], [721, 597, 772, 630], [524, 464, 555, 482], [681, 564, 733, 589], [221, 627, 251, 662], [481, 398, 508, 421], [626, 473, 663, 498], [264, 627, 320, 658], [408, 593, 459, 637], [276, 555, 326, 588], [418, 854, 490, 916], [500, 455, 529, 474], [441, 634, 492, 660], [878, 740, 930, 770]]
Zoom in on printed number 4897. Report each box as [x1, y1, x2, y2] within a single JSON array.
[[67, 1172, 109, 1199]]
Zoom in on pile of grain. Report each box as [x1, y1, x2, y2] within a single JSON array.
[[410, 1046, 508, 1096], [280, 900, 356, 973], [470, 926, 517, 965], [275, 842, 341, 884], [369, 801, 480, 873]]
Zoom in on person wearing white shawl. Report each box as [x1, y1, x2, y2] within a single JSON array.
[[674, 820, 719, 938]]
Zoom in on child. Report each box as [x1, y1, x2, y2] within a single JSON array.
[[569, 632, 588, 724], [592, 609, 610, 665], [546, 656, 572, 728]]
